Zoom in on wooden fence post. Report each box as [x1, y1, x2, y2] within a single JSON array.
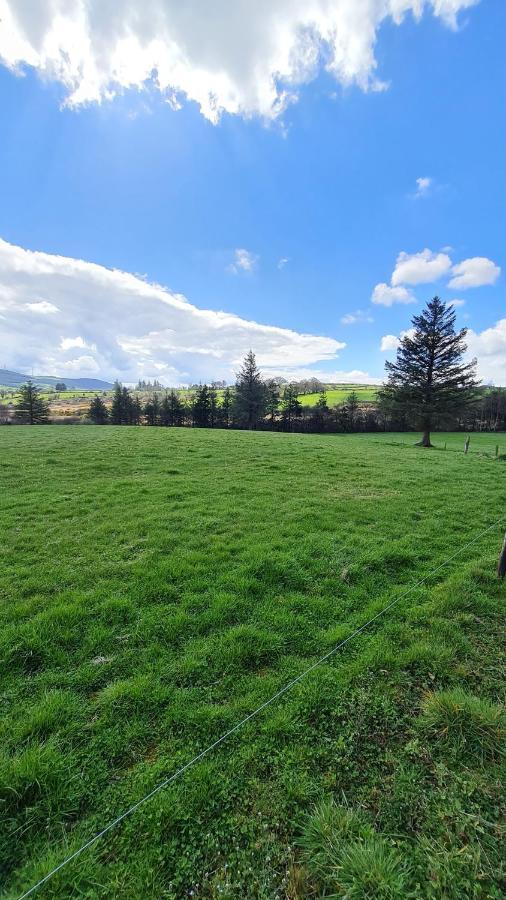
[[498, 533, 506, 580], [464, 436, 470, 454]]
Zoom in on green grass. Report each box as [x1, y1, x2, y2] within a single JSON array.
[[298, 386, 378, 406], [0, 426, 505, 898]]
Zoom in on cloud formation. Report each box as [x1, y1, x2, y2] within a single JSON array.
[[341, 309, 374, 325], [466, 318, 506, 384], [0, 237, 346, 384], [228, 248, 258, 274], [371, 283, 415, 306], [391, 249, 452, 286], [0, 1, 480, 122], [413, 176, 432, 197], [448, 256, 501, 289]]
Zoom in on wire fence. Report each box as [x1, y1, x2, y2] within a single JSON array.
[[17, 516, 504, 899]]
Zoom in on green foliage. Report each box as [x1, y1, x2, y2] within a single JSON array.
[[419, 688, 505, 760], [0, 427, 504, 897], [233, 350, 267, 428], [380, 297, 479, 445], [14, 380, 50, 424], [88, 394, 109, 424]]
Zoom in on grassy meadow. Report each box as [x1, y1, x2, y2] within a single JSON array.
[[1, 426, 505, 898]]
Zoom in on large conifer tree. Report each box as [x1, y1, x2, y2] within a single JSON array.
[[14, 381, 50, 424], [234, 351, 267, 429], [88, 395, 109, 424], [379, 297, 478, 447]]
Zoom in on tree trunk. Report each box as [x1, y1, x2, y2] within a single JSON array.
[[416, 427, 432, 447]]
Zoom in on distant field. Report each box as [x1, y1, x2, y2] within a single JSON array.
[[299, 386, 378, 406], [1, 427, 505, 898]]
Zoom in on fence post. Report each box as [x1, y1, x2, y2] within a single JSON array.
[[464, 436, 470, 454], [498, 533, 506, 579]]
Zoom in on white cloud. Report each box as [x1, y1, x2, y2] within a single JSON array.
[[278, 257, 290, 270], [0, 1, 480, 122], [466, 319, 506, 384], [0, 237, 345, 384], [341, 309, 374, 325], [448, 298, 465, 308], [228, 248, 258, 274], [414, 176, 432, 197], [371, 283, 415, 306], [391, 248, 452, 286], [26, 300, 59, 314], [380, 334, 401, 351], [448, 256, 501, 289], [380, 327, 415, 352], [60, 336, 95, 351]]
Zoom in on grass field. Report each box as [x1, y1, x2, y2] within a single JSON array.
[[298, 387, 378, 406], [1, 427, 505, 898]]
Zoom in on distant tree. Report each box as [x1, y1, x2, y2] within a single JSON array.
[[234, 351, 267, 429], [344, 391, 360, 431], [312, 388, 329, 431], [55, 382, 67, 392], [281, 383, 302, 431], [379, 297, 479, 447], [144, 393, 160, 426], [192, 384, 211, 427], [209, 385, 218, 428], [219, 387, 233, 428], [110, 382, 124, 425], [88, 395, 109, 424], [265, 379, 281, 426], [14, 381, 50, 424]]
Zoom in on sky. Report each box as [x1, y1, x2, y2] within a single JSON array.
[[0, 0, 505, 386]]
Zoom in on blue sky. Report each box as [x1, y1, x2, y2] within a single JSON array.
[[0, 0, 504, 385]]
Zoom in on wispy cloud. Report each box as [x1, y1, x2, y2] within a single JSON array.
[[228, 248, 258, 274], [413, 176, 432, 198], [277, 257, 290, 270], [340, 309, 374, 325]]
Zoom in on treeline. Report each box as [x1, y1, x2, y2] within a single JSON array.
[[87, 352, 506, 433]]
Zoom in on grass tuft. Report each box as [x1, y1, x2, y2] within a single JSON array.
[[418, 688, 505, 760]]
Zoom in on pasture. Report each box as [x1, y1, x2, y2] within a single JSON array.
[[1, 426, 505, 898]]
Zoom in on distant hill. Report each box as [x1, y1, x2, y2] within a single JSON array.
[[0, 369, 113, 390]]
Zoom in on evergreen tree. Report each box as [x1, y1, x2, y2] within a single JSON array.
[[265, 379, 280, 426], [209, 385, 218, 428], [312, 388, 329, 431], [110, 382, 124, 424], [144, 393, 160, 426], [281, 383, 302, 431], [14, 381, 50, 424], [344, 391, 360, 431], [88, 395, 109, 424], [167, 390, 185, 426], [219, 387, 233, 428], [234, 351, 267, 429], [192, 384, 211, 427], [379, 297, 479, 447]]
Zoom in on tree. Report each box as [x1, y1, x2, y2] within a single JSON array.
[[312, 388, 329, 431], [219, 387, 233, 428], [379, 297, 479, 447], [234, 351, 267, 429], [265, 379, 280, 426], [209, 385, 219, 428], [110, 382, 124, 425], [344, 391, 360, 431], [192, 384, 211, 427], [281, 383, 302, 431], [55, 382, 67, 392], [144, 393, 160, 426], [14, 381, 50, 424], [88, 395, 109, 424]]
